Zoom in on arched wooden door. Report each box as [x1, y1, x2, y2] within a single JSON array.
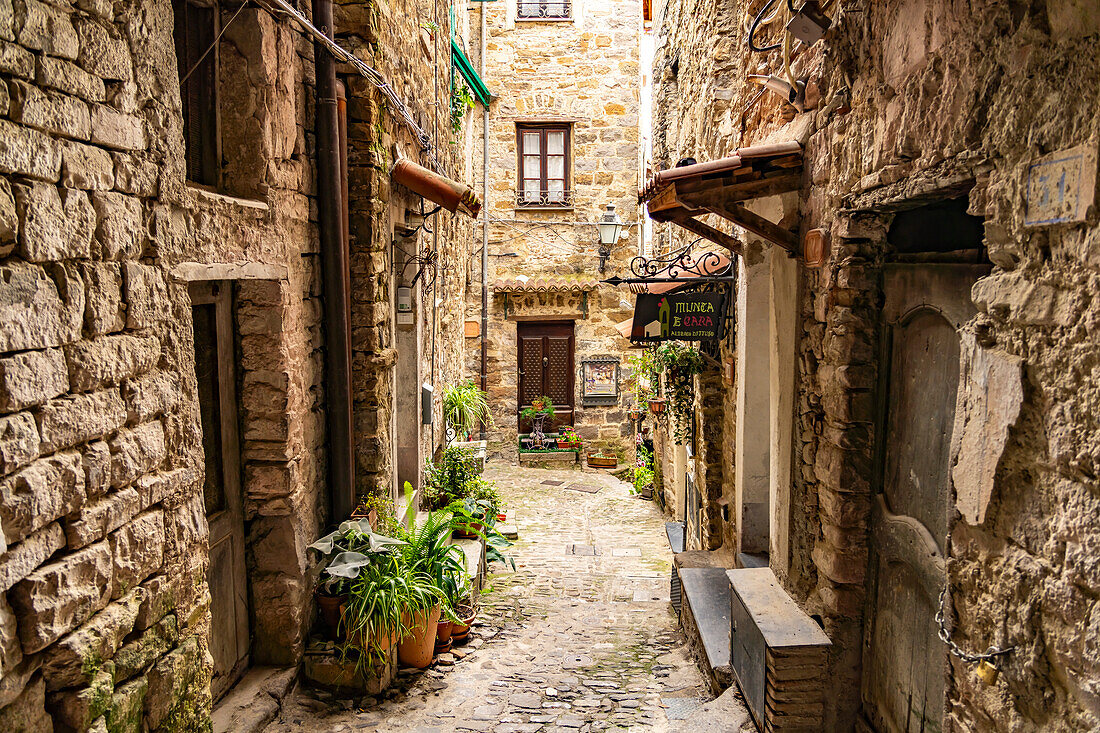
[[860, 264, 986, 733]]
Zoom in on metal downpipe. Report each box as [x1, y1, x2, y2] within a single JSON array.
[[313, 0, 355, 521]]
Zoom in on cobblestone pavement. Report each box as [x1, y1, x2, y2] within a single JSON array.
[[263, 463, 755, 732]]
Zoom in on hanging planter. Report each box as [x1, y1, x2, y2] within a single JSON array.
[[655, 342, 704, 445], [648, 398, 666, 415]]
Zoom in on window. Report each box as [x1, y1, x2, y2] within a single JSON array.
[[517, 0, 571, 20], [173, 0, 219, 187], [517, 124, 571, 207]]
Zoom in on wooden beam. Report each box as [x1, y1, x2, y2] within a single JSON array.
[[677, 173, 801, 210], [704, 202, 799, 255], [673, 215, 743, 255]]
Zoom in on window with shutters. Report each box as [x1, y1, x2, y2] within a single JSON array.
[[517, 0, 571, 20], [173, 0, 220, 188], [516, 125, 572, 208]]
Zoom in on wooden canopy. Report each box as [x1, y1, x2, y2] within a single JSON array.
[[639, 142, 803, 255]]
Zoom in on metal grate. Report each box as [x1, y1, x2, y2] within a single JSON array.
[[670, 567, 682, 613], [515, 189, 575, 207], [517, 0, 571, 19]]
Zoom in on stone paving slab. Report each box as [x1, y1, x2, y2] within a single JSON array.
[[263, 463, 754, 732]]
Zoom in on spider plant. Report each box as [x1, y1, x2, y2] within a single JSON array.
[[443, 380, 493, 440]]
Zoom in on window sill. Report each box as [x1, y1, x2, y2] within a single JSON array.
[[187, 184, 269, 212], [514, 205, 574, 213]]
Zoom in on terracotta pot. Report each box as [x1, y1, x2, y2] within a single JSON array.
[[586, 453, 618, 469], [628, 409, 644, 421], [317, 593, 346, 640], [435, 619, 454, 653], [648, 399, 666, 415], [397, 605, 441, 669], [451, 609, 476, 642], [453, 521, 484, 539]]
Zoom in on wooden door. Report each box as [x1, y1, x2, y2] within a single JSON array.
[[860, 264, 986, 733], [517, 321, 575, 432], [190, 281, 249, 700]]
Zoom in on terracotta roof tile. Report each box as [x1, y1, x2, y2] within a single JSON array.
[[493, 276, 601, 293]]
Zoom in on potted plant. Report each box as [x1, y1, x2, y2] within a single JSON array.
[[443, 380, 493, 442], [520, 396, 555, 449], [586, 450, 618, 469], [632, 438, 655, 500], [655, 342, 704, 444], [450, 594, 477, 644], [424, 446, 479, 510], [308, 519, 406, 642], [349, 492, 394, 529], [557, 425, 581, 449]]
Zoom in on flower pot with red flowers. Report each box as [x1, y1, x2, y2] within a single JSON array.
[[556, 425, 581, 450], [520, 397, 556, 449]]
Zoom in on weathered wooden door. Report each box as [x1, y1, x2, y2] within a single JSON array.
[[517, 321, 575, 432], [190, 281, 249, 700], [860, 264, 986, 733]]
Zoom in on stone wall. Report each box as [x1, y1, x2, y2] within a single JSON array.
[[337, 0, 475, 499], [0, 0, 323, 729], [651, 0, 1100, 729], [467, 0, 642, 459]]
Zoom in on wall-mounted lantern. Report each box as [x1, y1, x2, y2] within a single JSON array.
[[597, 203, 624, 273]]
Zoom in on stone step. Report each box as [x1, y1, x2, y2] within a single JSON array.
[[677, 566, 733, 694], [211, 666, 297, 733]]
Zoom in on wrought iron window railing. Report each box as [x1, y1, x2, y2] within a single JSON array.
[[517, 0, 571, 19], [515, 189, 574, 208]]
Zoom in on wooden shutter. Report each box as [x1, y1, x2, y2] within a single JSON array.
[[519, 337, 544, 406], [173, 0, 219, 187]]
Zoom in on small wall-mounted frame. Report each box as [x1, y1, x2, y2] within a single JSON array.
[[580, 356, 620, 406]]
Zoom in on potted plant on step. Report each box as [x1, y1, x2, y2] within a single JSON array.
[[586, 449, 618, 469], [520, 396, 555, 450], [443, 380, 493, 442], [557, 425, 581, 450]]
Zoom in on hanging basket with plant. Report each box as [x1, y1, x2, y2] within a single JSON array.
[[655, 342, 704, 445]]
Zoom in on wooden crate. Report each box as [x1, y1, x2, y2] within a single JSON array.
[[727, 568, 831, 732]]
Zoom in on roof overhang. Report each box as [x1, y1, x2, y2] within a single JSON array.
[[493, 276, 600, 294], [640, 142, 803, 255], [452, 40, 492, 107]]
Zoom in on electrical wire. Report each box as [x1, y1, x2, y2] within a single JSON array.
[[179, 0, 252, 86], [748, 0, 782, 52], [258, 0, 439, 169]]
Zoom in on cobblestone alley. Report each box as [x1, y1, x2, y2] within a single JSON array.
[[262, 465, 754, 732]]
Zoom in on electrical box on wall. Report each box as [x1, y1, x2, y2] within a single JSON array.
[[421, 383, 433, 425], [397, 286, 414, 326]]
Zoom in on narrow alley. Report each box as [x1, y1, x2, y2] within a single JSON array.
[[262, 465, 752, 732]]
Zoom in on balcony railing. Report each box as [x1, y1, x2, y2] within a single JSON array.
[[517, 0, 571, 19], [515, 189, 574, 208]]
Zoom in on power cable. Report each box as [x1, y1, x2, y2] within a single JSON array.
[[179, 0, 252, 86]]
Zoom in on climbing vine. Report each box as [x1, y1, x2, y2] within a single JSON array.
[[450, 79, 475, 135], [655, 342, 703, 444]]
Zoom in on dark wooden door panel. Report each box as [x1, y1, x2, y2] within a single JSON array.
[[517, 322, 574, 433], [861, 264, 983, 733], [190, 281, 249, 701]]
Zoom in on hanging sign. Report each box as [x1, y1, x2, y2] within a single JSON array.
[[630, 291, 725, 342]]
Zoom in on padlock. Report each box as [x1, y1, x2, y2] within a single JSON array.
[[975, 659, 999, 685]]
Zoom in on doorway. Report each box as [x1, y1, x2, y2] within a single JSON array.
[[859, 263, 986, 732], [190, 281, 249, 700], [517, 321, 575, 433]]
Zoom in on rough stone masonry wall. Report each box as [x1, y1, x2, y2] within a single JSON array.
[[0, 0, 324, 729], [336, 0, 474, 499], [470, 0, 642, 459], [652, 0, 1100, 729]]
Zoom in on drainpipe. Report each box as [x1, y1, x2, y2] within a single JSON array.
[[313, 0, 355, 521], [479, 3, 489, 441]]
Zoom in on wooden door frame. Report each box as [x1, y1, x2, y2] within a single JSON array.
[[189, 280, 249, 700], [516, 320, 575, 432]]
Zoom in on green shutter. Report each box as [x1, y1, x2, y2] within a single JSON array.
[[451, 40, 492, 107]]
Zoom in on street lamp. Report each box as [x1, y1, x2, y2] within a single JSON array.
[[597, 203, 624, 273]]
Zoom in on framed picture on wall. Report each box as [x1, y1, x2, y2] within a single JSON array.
[[580, 356, 620, 406]]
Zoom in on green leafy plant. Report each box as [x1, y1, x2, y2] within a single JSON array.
[[443, 381, 493, 440], [627, 350, 658, 408], [308, 519, 406, 597], [655, 342, 704, 444], [450, 80, 475, 135], [424, 446, 480, 510], [632, 441, 654, 495], [519, 396, 555, 421], [445, 498, 516, 571]]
